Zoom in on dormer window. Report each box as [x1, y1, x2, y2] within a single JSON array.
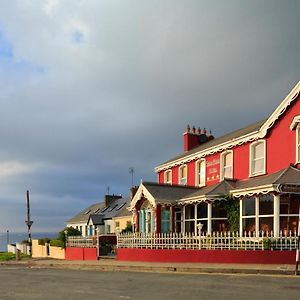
[[196, 159, 206, 187], [249, 140, 266, 176], [179, 165, 187, 185], [164, 170, 172, 184], [220, 151, 233, 180]]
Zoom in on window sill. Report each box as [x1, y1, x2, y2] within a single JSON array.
[[249, 171, 266, 178]]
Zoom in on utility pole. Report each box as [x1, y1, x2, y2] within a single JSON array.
[[129, 167, 134, 187], [25, 190, 33, 256]]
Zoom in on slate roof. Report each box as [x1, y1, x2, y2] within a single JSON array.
[[67, 197, 131, 225], [66, 202, 106, 224], [181, 180, 236, 201], [113, 203, 132, 218], [137, 167, 300, 205], [160, 119, 266, 166], [234, 166, 300, 190], [88, 214, 105, 225], [142, 182, 200, 205]]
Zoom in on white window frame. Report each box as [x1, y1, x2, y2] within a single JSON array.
[[195, 159, 206, 187], [296, 125, 300, 163], [178, 165, 187, 185], [249, 140, 266, 177], [220, 150, 233, 181], [164, 170, 172, 184]]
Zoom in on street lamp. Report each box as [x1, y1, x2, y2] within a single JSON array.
[[197, 223, 204, 250]]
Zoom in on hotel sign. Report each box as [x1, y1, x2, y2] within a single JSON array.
[[280, 185, 300, 194], [207, 159, 220, 182]]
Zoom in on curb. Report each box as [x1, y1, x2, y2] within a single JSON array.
[[2, 260, 294, 276]]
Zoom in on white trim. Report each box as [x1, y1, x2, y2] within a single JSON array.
[[296, 125, 300, 163], [259, 81, 300, 138], [290, 115, 300, 130], [220, 150, 233, 181], [129, 183, 157, 211], [195, 158, 206, 187], [232, 184, 278, 198], [155, 81, 300, 173], [249, 140, 266, 177], [178, 164, 187, 185]]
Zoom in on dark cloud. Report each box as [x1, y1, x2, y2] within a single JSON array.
[[0, 0, 299, 232]]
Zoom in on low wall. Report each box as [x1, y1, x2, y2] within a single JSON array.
[[32, 240, 65, 259], [117, 248, 296, 265], [65, 247, 97, 260]]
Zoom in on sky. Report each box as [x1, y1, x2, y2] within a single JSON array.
[[0, 0, 299, 233]]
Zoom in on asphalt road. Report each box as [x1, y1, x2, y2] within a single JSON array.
[[0, 267, 300, 300]]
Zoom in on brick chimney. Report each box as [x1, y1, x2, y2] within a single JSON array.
[[105, 194, 122, 207], [183, 125, 214, 152]]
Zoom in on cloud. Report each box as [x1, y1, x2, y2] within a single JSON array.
[[0, 0, 299, 232]]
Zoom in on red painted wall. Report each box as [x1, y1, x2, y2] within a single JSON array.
[[171, 166, 179, 185], [158, 172, 164, 184], [117, 248, 295, 264], [187, 161, 195, 186], [65, 247, 97, 260]]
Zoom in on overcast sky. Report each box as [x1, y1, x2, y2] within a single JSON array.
[[0, 0, 299, 233]]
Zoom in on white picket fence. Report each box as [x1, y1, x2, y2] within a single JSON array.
[[117, 231, 299, 251], [67, 236, 97, 248]]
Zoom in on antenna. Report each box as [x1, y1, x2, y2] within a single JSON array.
[[106, 186, 110, 195], [129, 167, 134, 187]]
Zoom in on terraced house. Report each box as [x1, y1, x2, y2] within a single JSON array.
[[129, 81, 300, 238]]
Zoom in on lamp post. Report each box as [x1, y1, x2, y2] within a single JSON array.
[[25, 190, 33, 256], [197, 223, 204, 250]]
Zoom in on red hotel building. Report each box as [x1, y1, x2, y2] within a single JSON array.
[[129, 81, 300, 237]]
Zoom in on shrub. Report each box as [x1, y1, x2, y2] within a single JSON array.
[[121, 224, 133, 234], [58, 227, 81, 248], [38, 238, 51, 245], [50, 239, 63, 247]]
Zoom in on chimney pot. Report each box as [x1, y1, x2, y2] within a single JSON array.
[[187, 124, 190, 133], [192, 126, 196, 134], [203, 128, 207, 135], [197, 127, 201, 135]]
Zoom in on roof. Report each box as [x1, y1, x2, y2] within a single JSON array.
[[180, 180, 236, 203], [66, 202, 105, 224], [113, 203, 132, 218], [66, 196, 131, 225], [234, 166, 300, 190], [101, 197, 130, 220], [88, 214, 105, 226], [130, 166, 300, 207], [142, 182, 200, 204], [163, 119, 265, 165]]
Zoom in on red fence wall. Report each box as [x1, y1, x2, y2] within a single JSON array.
[[65, 247, 97, 260], [117, 248, 296, 264]]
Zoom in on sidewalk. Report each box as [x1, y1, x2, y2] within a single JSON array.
[[1, 257, 297, 276]]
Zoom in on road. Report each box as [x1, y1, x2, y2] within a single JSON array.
[[0, 266, 300, 300]]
